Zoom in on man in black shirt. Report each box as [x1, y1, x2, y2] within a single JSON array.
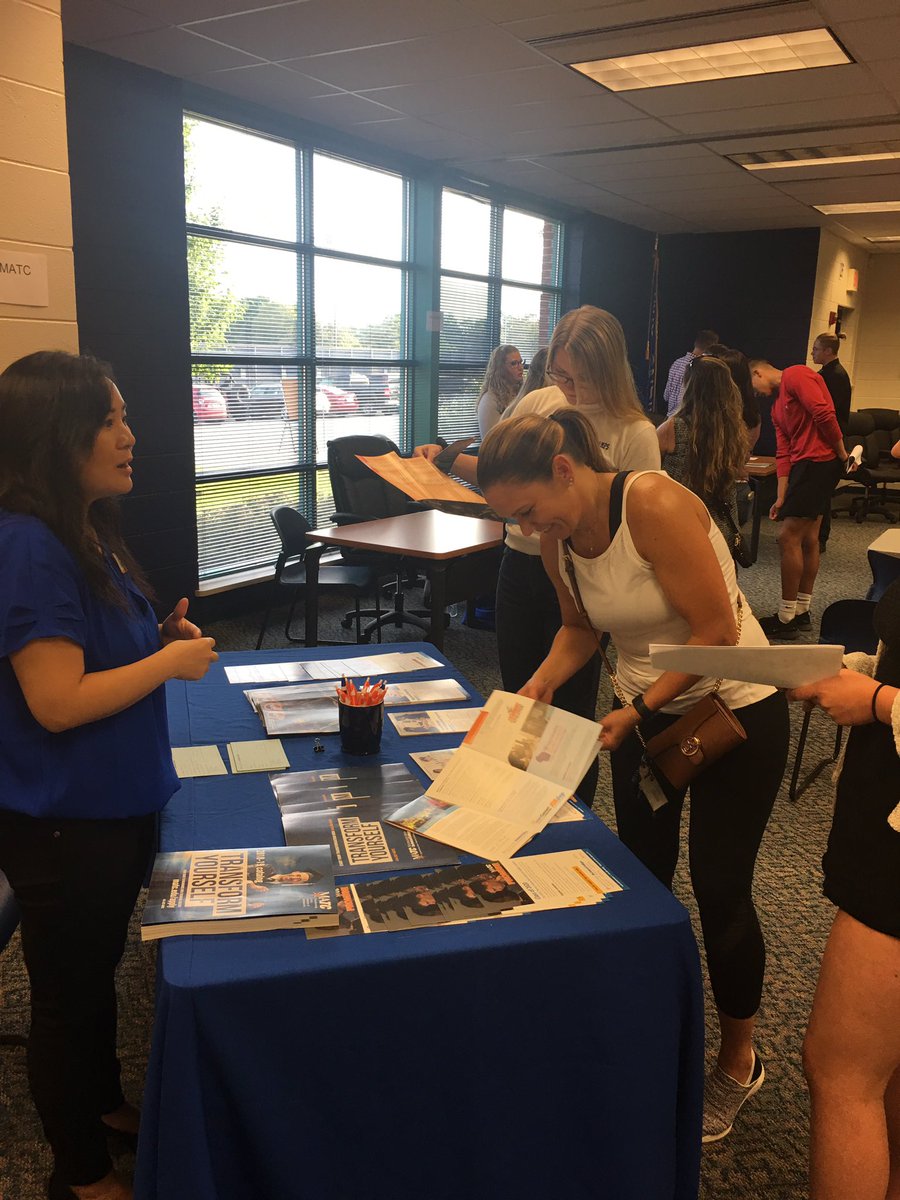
[[812, 332, 853, 551]]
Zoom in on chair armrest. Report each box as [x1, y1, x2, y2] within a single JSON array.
[[331, 511, 366, 526]]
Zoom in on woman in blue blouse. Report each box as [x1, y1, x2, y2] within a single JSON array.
[[0, 352, 218, 1200]]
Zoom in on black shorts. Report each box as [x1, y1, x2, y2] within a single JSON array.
[[779, 458, 842, 520]]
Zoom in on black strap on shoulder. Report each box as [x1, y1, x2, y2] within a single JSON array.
[[608, 471, 630, 540]]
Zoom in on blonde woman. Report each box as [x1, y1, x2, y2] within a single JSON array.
[[416, 307, 658, 806], [476, 344, 523, 437]]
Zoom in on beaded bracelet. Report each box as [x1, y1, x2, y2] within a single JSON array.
[[871, 682, 887, 723]]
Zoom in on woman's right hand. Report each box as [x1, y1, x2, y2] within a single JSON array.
[[413, 443, 442, 463], [165, 636, 218, 680], [518, 674, 556, 703]]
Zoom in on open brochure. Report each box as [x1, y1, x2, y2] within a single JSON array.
[[245, 678, 470, 736], [388, 708, 482, 736], [271, 763, 460, 874], [648, 643, 844, 689], [224, 650, 441, 686], [409, 749, 586, 823], [307, 849, 623, 938], [387, 691, 601, 859], [356, 450, 479, 504]]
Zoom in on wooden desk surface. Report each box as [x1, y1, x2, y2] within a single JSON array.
[[869, 529, 900, 559], [308, 509, 504, 560], [745, 456, 777, 477]]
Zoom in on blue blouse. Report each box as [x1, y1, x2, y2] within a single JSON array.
[[0, 510, 179, 819]]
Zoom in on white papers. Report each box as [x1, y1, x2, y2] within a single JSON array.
[[388, 708, 482, 736], [245, 678, 471, 736], [225, 650, 441, 685], [648, 643, 845, 689], [171, 745, 228, 778], [226, 739, 290, 773], [388, 691, 600, 859]]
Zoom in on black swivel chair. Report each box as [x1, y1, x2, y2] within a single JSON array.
[[255, 506, 383, 649], [326, 434, 434, 640], [0, 870, 27, 1049], [789, 599, 878, 801]]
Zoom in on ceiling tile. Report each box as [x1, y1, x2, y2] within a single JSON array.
[[85, 25, 262, 72], [665, 91, 897, 136], [62, 0, 165, 43], [499, 0, 770, 44], [187, 0, 476, 61], [540, 149, 740, 184], [280, 27, 548, 91], [188, 63, 342, 106], [703, 121, 900, 154], [818, 0, 900, 17], [120, 0, 298, 19], [774, 174, 900, 203], [836, 17, 900, 63], [350, 116, 491, 160], [867, 59, 900, 105]]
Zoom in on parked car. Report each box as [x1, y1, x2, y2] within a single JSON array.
[[315, 384, 359, 415], [217, 374, 251, 419], [192, 380, 228, 421], [249, 382, 286, 418]]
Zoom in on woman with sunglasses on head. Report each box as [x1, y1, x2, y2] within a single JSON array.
[[476, 344, 524, 437], [415, 307, 659, 807], [656, 354, 749, 548], [478, 406, 789, 1145], [0, 351, 218, 1200]]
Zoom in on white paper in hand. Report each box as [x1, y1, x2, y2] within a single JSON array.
[[648, 643, 844, 689]]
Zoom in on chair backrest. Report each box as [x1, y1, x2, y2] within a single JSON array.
[[859, 408, 900, 433], [847, 410, 875, 438], [327, 434, 412, 520], [818, 599, 878, 655], [270, 506, 313, 562]]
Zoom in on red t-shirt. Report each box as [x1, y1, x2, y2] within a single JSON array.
[[772, 365, 843, 478]]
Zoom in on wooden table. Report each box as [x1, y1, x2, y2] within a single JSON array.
[[305, 509, 504, 650], [745, 456, 777, 564]]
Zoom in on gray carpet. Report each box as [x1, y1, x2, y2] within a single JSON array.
[[0, 510, 884, 1199]]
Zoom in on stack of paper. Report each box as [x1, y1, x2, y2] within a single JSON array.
[[226, 740, 290, 773]]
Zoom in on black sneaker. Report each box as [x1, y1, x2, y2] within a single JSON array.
[[794, 611, 811, 631], [758, 613, 800, 640]]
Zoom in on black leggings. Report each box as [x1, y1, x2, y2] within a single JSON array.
[[0, 808, 156, 1185], [610, 690, 789, 1019]]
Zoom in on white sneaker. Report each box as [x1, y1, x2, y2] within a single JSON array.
[[702, 1051, 765, 1144]]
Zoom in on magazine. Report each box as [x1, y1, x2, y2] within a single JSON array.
[[388, 708, 482, 736], [409, 748, 586, 823], [271, 763, 460, 874], [224, 649, 441, 685], [246, 678, 470, 736], [388, 690, 600, 858], [140, 845, 338, 939], [309, 849, 623, 937]]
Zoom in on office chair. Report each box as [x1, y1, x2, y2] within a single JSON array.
[[789, 599, 878, 801], [255, 506, 383, 650], [326, 434, 435, 639], [0, 870, 27, 1048]]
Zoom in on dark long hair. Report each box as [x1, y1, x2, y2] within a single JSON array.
[[708, 344, 759, 432], [678, 356, 747, 506], [0, 350, 151, 606]]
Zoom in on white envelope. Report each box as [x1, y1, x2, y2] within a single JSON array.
[[648, 643, 845, 689]]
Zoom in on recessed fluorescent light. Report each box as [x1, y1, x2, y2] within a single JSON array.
[[865, 235, 900, 243], [571, 28, 850, 91], [740, 152, 900, 170], [814, 202, 900, 214]]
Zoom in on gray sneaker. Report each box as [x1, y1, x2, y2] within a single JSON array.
[[702, 1052, 765, 1144]]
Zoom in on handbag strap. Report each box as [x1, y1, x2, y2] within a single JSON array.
[[559, 475, 744, 744]]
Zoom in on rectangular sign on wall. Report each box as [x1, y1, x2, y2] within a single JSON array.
[[0, 250, 50, 307]]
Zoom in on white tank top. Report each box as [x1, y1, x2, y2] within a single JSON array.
[[557, 471, 774, 714]]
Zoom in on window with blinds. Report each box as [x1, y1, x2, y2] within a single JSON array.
[[437, 190, 562, 443], [185, 116, 411, 583]]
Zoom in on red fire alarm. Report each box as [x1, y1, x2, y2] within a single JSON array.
[[828, 311, 837, 327]]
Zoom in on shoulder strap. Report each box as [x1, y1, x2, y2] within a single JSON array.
[[608, 470, 630, 539]]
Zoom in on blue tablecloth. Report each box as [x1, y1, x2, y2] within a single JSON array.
[[136, 643, 703, 1200]]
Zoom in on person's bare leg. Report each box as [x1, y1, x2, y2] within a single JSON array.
[[777, 517, 806, 601], [799, 516, 823, 594], [100, 1101, 139, 1135], [886, 1067, 900, 1200], [717, 1011, 755, 1082], [805, 911, 900, 1200]]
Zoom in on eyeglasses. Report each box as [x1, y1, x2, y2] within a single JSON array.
[[546, 368, 576, 388]]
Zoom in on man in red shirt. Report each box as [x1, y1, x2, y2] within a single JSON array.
[[750, 360, 850, 639]]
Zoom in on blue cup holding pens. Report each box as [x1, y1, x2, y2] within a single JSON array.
[[338, 699, 384, 755]]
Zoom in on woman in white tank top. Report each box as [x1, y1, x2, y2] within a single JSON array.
[[479, 407, 790, 1148]]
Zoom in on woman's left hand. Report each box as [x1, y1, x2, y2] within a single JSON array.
[[597, 706, 640, 752], [787, 669, 886, 725], [160, 597, 202, 645]]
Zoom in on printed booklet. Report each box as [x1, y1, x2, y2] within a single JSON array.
[[307, 849, 623, 938], [388, 690, 600, 858], [224, 649, 441, 686], [141, 845, 338, 939], [271, 763, 460, 875], [245, 678, 470, 736]]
